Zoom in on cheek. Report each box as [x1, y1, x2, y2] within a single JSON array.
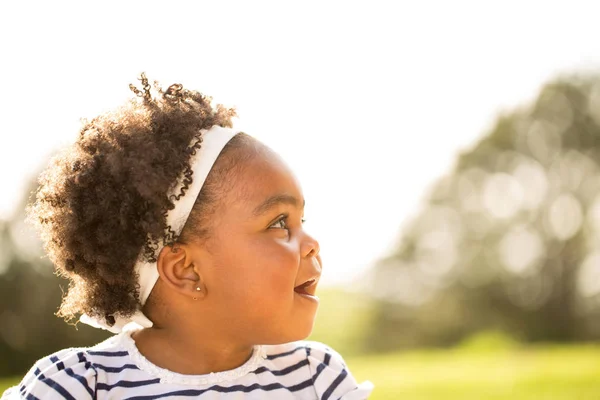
[[235, 235, 299, 300], [247, 237, 298, 293], [212, 234, 299, 303]]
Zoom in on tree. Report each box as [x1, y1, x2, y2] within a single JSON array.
[[0, 185, 110, 377], [368, 75, 600, 351]]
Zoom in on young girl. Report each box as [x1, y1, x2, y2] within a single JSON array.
[[2, 74, 373, 399]]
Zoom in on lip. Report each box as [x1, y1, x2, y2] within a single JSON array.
[[295, 291, 320, 302], [294, 277, 319, 296]]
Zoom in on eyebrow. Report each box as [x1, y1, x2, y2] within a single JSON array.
[[252, 194, 305, 216]]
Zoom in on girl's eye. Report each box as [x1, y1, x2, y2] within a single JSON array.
[[270, 217, 288, 230], [269, 215, 306, 230]]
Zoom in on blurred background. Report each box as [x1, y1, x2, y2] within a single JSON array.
[[3, 1, 600, 399]]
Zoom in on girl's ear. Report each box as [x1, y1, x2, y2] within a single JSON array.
[[156, 244, 205, 299]]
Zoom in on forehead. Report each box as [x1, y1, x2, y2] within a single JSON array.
[[226, 143, 303, 212]]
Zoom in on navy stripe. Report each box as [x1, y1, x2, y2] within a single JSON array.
[[87, 350, 129, 357], [49, 355, 59, 364], [313, 362, 327, 381], [266, 346, 306, 360], [79, 353, 100, 376], [126, 378, 314, 400], [33, 367, 42, 377], [25, 393, 41, 400], [64, 367, 95, 397], [253, 359, 309, 376], [97, 378, 161, 390], [310, 349, 334, 388], [92, 362, 139, 373], [321, 369, 348, 400], [285, 377, 314, 393], [41, 377, 77, 400]]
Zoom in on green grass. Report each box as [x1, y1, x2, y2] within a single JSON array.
[[345, 343, 600, 399]]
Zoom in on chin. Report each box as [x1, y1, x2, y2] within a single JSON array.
[[262, 317, 317, 345], [288, 313, 319, 342], [292, 322, 316, 341]]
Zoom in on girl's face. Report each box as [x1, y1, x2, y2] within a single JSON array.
[[192, 142, 322, 345]]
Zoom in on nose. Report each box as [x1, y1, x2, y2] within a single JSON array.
[[301, 231, 320, 259]]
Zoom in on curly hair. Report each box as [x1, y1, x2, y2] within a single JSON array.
[[28, 73, 242, 327]]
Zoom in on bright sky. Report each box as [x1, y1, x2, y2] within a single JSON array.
[[2, 1, 600, 286]]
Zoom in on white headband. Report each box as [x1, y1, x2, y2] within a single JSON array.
[[80, 125, 240, 333]]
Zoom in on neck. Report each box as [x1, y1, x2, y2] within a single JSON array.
[[136, 282, 257, 375], [132, 324, 255, 375]]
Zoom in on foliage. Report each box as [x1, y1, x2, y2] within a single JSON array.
[[456, 330, 520, 352], [369, 75, 600, 350], [0, 215, 110, 377]]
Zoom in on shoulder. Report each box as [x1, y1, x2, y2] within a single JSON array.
[[6, 335, 126, 400], [263, 341, 374, 400], [6, 347, 97, 400], [303, 341, 374, 400], [302, 340, 347, 367]]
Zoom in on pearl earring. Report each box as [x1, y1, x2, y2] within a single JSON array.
[[193, 286, 201, 300]]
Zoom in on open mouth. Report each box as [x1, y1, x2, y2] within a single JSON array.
[[294, 278, 317, 296]]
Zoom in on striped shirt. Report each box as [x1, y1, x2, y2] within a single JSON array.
[[2, 329, 373, 399]]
